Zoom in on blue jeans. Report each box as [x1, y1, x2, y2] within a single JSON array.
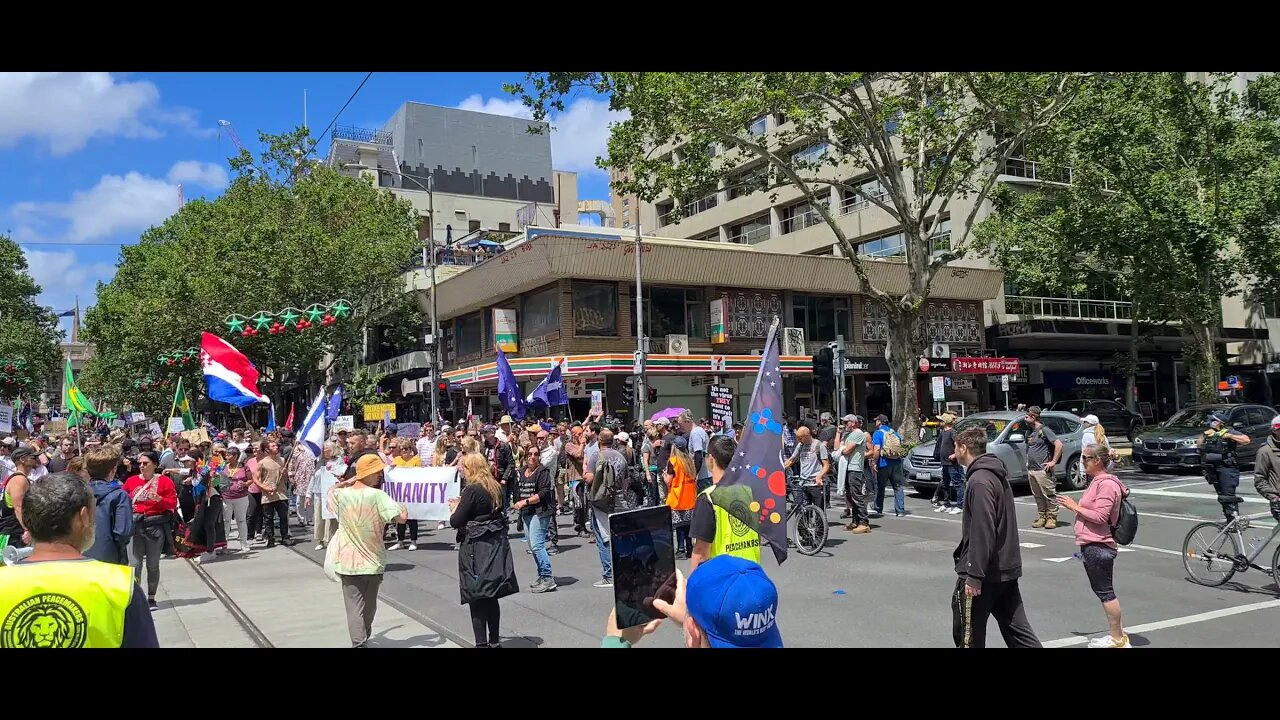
[[875, 461, 906, 515], [944, 465, 965, 509], [524, 510, 552, 579], [591, 509, 612, 579]]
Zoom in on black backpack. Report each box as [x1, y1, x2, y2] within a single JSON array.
[[1105, 477, 1139, 546], [590, 456, 617, 512]]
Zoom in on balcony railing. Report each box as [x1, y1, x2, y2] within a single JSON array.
[[333, 125, 393, 145], [782, 207, 826, 234], [839, 189, 888, 216], [1004, 295, 1134, 321], [1001, 157, 1113, 191], [728, 225, 771, 245]]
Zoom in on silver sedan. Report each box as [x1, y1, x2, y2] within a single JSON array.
[[903, 410, 1087, 492]]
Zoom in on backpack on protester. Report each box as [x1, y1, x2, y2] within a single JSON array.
[[590, 456, 617, 513], [1104, 477, 1139, 546], [880, 429, 907, 460]]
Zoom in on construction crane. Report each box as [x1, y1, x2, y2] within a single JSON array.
[[217, 119, 248, 155]]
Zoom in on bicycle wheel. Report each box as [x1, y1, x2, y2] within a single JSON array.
[[1182, 522, 1239, 587], [793, 503, 828, 556], [1271, 542, 1280, 591]]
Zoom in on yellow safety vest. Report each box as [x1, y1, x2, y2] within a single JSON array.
[[700, 487, 762, 564], [0, 559, 135, 648]]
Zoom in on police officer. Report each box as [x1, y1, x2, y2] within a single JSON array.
[[0, 472, 159, 648], [1198, 412, 1251, 521]]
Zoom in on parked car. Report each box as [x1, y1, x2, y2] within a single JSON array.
[[1045, 398, 1144, 441], [1132, 403, 1276, 473], [904, 410, 1087, 492]]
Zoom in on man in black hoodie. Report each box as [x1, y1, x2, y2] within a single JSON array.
[[950, 427, 1041, 648]]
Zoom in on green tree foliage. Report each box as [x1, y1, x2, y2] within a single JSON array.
[[344, 366, 389, 415], [977, 73, 1280, 403], [508, 73, 1089, 433], [0, 235, 62, 398], [83, 127, 420, 411]]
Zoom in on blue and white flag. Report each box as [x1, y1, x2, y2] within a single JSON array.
[[526, 363, 567, 409], [325, 385, 343, 422], [300, 392, 327, 456], [495, 347, 527, 421]]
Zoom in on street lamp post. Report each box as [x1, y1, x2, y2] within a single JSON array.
[[343, 163, 439, 422]]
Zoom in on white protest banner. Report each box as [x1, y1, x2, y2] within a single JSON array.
[[110, 419, 126, 429], [0, 403, 12, 434], [332, 415, 354, 432], [148, 422, 163, 439], [319, 468, 341, 520], [168, 417, 185, 433], [381, 466, 460, 521], [131, 412, 147, 423]]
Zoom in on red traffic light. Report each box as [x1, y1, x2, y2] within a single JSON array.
[[437, 382, 448, 392]]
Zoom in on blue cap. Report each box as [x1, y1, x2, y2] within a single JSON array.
[[686, 555, 783, 648], [1209, 413, 1229, 425]]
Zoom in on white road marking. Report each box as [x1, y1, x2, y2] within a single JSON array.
[[1020, 542, 1045, 549], [1044, 557, 1075, 563], [1117, 548, 1135, 553], [902, 511, 1185, 556], [1042, 599, 1280, 648], [1127, 488, 1268, 504], [1159, 481, 1217, 491]]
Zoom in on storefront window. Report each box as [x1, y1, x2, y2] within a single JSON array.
[[521, 285, 560, 339], [792, 294, 850, 342], [648, 287, 705, 338], [455, 312, 484, 356], [572, 282, 618, 336]]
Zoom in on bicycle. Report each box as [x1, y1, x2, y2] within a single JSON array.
[[785, 480, 828, 556], [1181, 494, 1280, 587]]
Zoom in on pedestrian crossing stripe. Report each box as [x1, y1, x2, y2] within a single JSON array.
[[1019, 542, 1045, 548]]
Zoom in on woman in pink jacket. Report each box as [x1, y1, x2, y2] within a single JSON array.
[[1059, 445, 1130, 648]]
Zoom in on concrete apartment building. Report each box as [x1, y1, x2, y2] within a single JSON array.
[[627, 75, 1278, 417]]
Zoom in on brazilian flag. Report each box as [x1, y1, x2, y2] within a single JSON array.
[[170, 377, 196, 431], [63, 359, 96, 426]]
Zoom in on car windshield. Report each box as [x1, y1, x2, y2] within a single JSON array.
[[954, 417, 1008, 442], [1047, 402, 1082, 413], [1163, 408, 1220, 428]]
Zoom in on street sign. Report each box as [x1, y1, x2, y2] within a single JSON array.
[[931, 376, 946, 402], [1001, 375, 1010, 392], [632, 351, 645, 375], [1226, 375, 1240, 389]]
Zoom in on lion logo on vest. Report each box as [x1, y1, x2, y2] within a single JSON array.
[[2, 593, 89, 648]]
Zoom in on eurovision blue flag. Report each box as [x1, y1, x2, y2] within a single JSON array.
[[325, 385, 344, 422], [495, 347, 527, 421], [715, 318, 788, 565], [526, 363, 567, 409]]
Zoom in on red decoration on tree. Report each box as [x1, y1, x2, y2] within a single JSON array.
[[321, 314, 336, 326], [269, 322, 285, 335], [297, 319, 311, 331], [166, 358, 175, 366]]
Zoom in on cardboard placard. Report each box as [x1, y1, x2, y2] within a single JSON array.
[[182, 428, 211, 445], [44, 419, 68, 435], [708, 385, 733, 430], [168, 417, 185, 433], [397, 422, 421, 439], [131, 412, 147, 423], [332, 415, 354, 432], [0, 403, 12, 434], [148, 422, 163, 439], [363, 403, 396, 422]]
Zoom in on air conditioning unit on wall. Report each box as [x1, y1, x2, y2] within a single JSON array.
[[667, 334, 689, 354], [782, 328, 805, 356]]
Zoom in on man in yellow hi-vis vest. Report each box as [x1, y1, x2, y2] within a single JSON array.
[[689, 436, 761, 570], [1, 472, 158, 648]]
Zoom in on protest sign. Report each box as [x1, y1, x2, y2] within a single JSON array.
[[148, 422, 163, 439], [397, 422, 421, 439], [168, 417, 185, 433], [182, 428, 211, 445], [381, 467, 460, 521], [708, 385, 733, 430], [45, 419, 68, 435], [332, 415, 354, 432], [0, 404, 12, 434], [318, 468, 341, 520], [131, 412, 147, 423]]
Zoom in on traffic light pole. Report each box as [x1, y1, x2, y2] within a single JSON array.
[[833, 335, 846, 419], [633, 222, 646, 426]]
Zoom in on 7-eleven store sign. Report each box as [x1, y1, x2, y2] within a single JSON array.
[[441, 353, 812, 387]]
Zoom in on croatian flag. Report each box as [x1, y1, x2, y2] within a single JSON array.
[[200, 331, 269, 408]]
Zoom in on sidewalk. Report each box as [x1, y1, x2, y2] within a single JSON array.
[[154, 547, 462, 648]]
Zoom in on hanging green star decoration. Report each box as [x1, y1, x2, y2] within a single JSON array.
[[222, 300, 354, 337]]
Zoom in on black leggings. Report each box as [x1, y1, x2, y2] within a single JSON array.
[[469, 598, 501, 647], [247, 493, 263, 537], [396, 521, 419, 542]]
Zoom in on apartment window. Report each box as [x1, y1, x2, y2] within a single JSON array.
[[729, 166, 768, 200], [858, 230, 905, 258], [728, 214, 771, 245], [746, 116, 768, 137], [622, 198, 630, 207], [792, 294, 850, 342], [683, 192, 718, 216], [622, 209, 630, 219], [521, 285, 560, 339], [648, 287, 706, 338], [1262, 297, 1280, 319], [692, 230, 720, 243], [454, 211, 467, 223], [791, 141, 830, 167], [455, 311, 484, 356], [468, 219, 481, 233], [781, 194, 829, 235], [931, 217, 952, 253], [498, 222, 511, 232], [572, 282, 618, 336], [774, 111, 788, 127], [417, 138, 423, 159], [840, 177, 887, 214], [656, 200, 676, 227]]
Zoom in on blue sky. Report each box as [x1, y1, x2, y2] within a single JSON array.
[[0, 72, 619, 336]]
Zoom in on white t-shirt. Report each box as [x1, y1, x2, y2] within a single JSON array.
[[689, 426, 711, 480]]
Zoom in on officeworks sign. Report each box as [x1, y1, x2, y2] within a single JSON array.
[[1043, 371, 1115, 390]]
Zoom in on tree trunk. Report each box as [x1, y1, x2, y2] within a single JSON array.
[[883, 303, 923, 441], [1183, 320, 1220, 404]]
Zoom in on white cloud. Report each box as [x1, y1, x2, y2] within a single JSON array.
[[9, 160, 228, 243], [22, 248, 116, 316], [0, 72, 214, 155], [456, 94, 627, 177]]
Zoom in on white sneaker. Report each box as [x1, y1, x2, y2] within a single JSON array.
[[1087, 634, 1131, 648], [934, 504, 948, 513], [947, 506, 963, 515], [314, 543, 325, 551], [437, 521, 447, 530], [387, 542, 403, 551], [407, 543, 417, 551]]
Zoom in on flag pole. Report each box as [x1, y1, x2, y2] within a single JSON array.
[[168, 376, 183, 425]]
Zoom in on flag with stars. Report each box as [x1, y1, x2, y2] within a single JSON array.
[[716, 318, 788, 565]]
